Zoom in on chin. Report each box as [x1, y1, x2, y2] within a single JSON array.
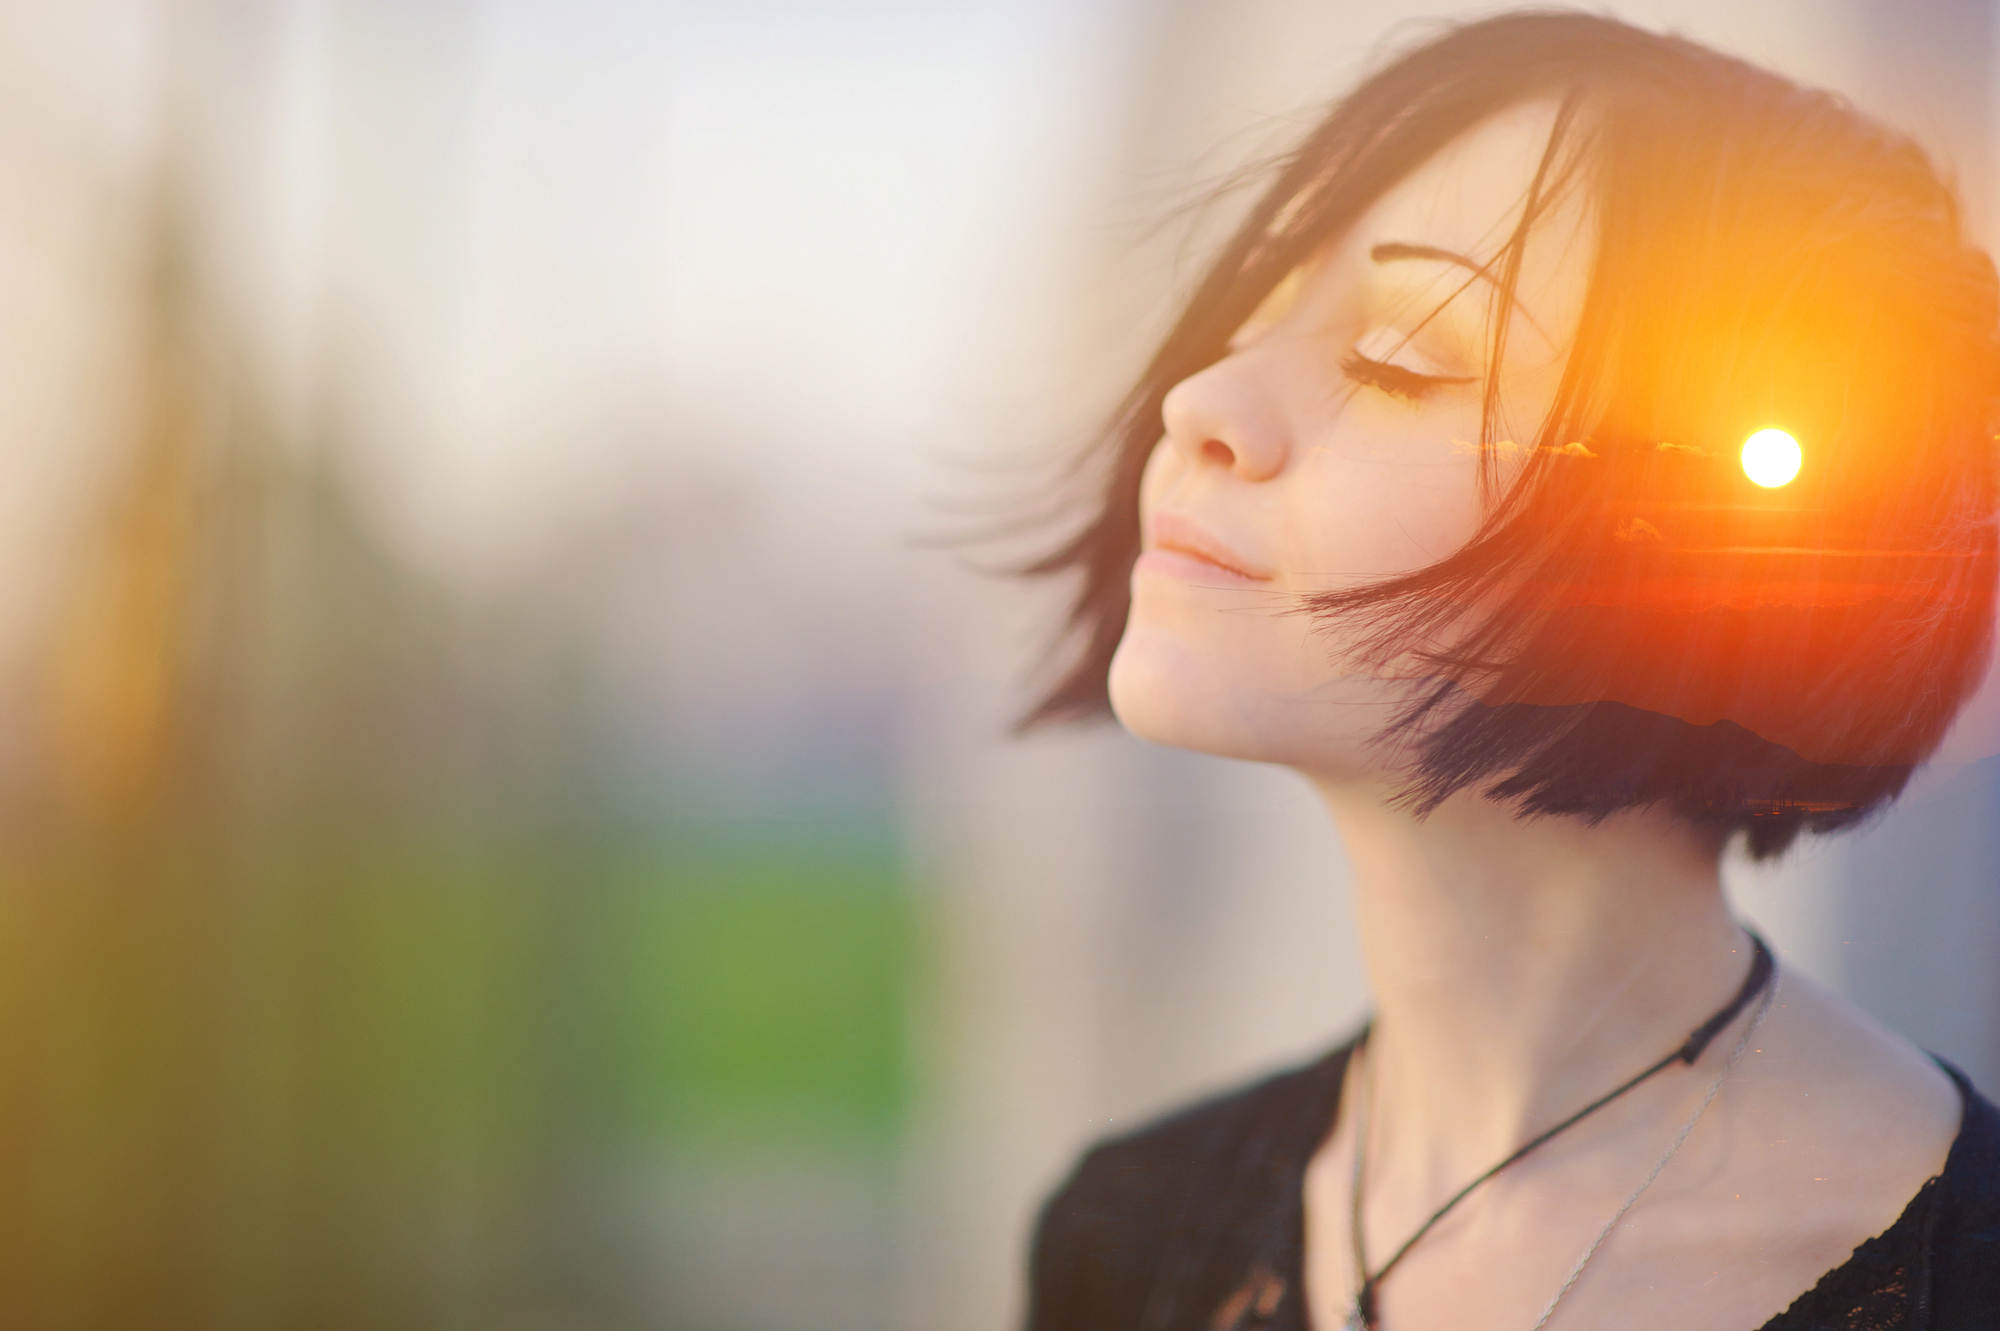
[[1107, 627, 1252, 758], [1107, 620, 1383, 774]]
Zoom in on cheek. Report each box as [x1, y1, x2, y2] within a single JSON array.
[[1108, 599, 1365, 763], [1282, 436, 1485, 587], [1109, 602, 1411, 775], [1109, 532, 1391, 769], [1109, 406, 1486, 772]]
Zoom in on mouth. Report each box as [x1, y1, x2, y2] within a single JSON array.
[[1139, 511, 1274, 584]]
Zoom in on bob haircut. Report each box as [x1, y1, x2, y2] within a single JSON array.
[[1022, 10, 2000, 859]]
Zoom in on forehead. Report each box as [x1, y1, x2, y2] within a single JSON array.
[[1365, 101, 1571, 245], [1349, 99, 1595, 346]]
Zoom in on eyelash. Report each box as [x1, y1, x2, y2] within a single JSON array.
[[1340, 350, 1474, 404]]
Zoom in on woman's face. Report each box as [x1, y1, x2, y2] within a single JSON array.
[[1108, 102, 1594, 780]]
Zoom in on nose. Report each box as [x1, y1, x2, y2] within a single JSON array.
[[1159, 356, 1290, 482]]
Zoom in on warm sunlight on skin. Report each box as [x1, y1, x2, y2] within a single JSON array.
[[1741, 428, 1802, 487], [1107, 101, 1594, 776]]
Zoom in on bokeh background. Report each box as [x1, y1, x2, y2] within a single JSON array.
[[0, 1, 1995, 1328]]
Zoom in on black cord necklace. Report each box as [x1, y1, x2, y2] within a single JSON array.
[[1344, 931, 1775, 1329]]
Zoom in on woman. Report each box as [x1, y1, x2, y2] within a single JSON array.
[[1021, 11, 2000, 1330]]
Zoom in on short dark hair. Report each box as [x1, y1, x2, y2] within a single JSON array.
[[1021, 10, 2000, 859]]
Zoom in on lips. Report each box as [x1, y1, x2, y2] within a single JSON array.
[[1141, 511, 1274, 583]]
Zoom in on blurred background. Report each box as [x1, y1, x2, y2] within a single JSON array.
[[0, 1, 1995, 1328]]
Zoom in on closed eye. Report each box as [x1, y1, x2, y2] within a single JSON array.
[[1341, 350, 1476, 404]]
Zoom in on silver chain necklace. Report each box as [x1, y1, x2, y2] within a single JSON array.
[[1343, 963, 1779, 1331]]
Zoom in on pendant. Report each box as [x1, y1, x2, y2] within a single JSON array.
[[1342, 1303, 1370, 1331]]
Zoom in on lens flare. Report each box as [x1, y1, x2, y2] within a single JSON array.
[[1741, 428, 1801, 487]]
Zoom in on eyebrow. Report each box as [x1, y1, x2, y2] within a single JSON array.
[[1371, 241, 1540, 328], [1373, 241, 1496, 280]]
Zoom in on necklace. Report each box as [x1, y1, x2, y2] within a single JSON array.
[[1343, 933, 1777, 1330]]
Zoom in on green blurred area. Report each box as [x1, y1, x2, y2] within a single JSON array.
[[0, 839, 549, 1328], [0, 827, 917, 1329], [601, 839, 914, 1146]]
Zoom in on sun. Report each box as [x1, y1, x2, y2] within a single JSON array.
[[1741, 428, 1801, 487]]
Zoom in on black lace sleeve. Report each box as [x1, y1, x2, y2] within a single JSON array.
[[1023, 1047, 1352, 1331], [1925, 1063, 2000, 1330], [1025, 1140, 1171, 1331]]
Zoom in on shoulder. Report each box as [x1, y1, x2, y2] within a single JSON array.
[[1024, 1044, 1349, 1331], [1929, 1061, 2000, 1325]]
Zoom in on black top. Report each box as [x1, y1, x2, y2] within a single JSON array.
[[1027, 1041, 2000, 1331]]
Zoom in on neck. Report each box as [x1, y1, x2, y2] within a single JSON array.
[[1316, 778, 1749, 1177]]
